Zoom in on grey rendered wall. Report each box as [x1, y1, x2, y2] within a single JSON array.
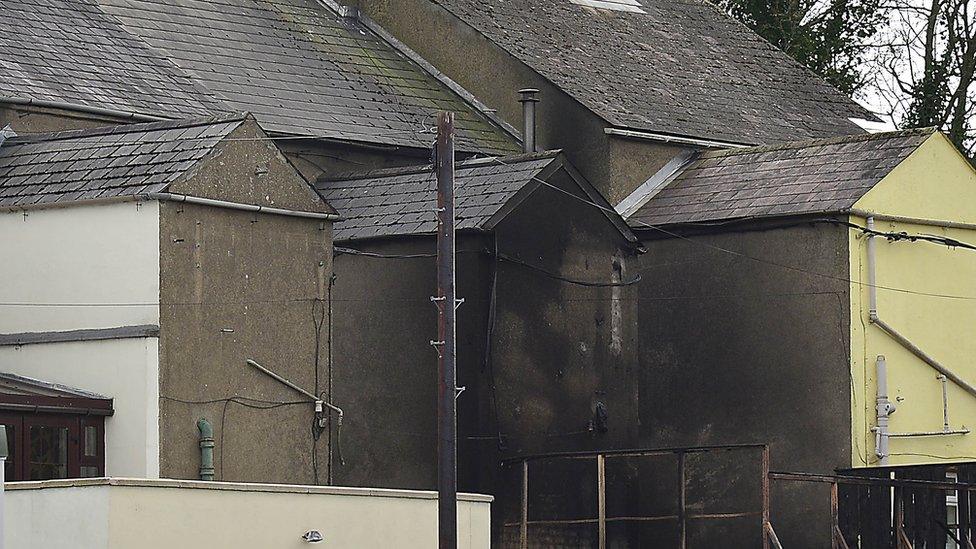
[[637, 222, 852, 548], [157, 121, 335, 484]]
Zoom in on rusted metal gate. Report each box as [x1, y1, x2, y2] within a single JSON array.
[[501, 444, 771, 549], [772, 471, 976, 548]]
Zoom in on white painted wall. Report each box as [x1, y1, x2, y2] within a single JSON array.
[[5, 479, 492, 549], [0, 200, 160, 333], [0, 338, 160, 478]]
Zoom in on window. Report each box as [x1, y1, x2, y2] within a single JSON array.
[[947, 471, 959, 549], [0, 413, 104, 481]]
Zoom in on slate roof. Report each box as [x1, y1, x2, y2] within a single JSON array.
[[316, 151, 562, 240], [427, 0, 875, 144], [0, 0, 228, 118], [96, 0, 518, 154], [625, 128, 936, 227], [0, 115, 246, 207]]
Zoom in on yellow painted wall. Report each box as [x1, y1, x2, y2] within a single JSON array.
[[850, 133, 976, 467]]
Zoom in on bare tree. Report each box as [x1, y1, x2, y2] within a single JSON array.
[[870, 0, 976, 156]]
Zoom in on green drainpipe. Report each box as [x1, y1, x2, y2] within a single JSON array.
[[197, 418, 215, 481]]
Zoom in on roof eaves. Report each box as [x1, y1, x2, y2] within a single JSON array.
[[605, 127, 756, 149], [4, 113, 249, 146], [0, 95, 173, 125], [630, 208, 856, 232], [698, 126, 939, 161], [319, 150, 562, 184]]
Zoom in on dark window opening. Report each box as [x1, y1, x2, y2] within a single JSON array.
[[0, 414, 105, 481]]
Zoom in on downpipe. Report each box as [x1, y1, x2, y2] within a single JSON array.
[[865, 218, 971, 464], [198, 418, 215, 481]]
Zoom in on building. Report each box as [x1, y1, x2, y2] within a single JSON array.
[[354, 0, 876, 202], [316, 150, 640, 540], [5, 0, 970, 546], [621, 128, 976, 546], [0, 114, 339, 482]]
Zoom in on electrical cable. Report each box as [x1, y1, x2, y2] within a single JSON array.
[[486, 157, 976, 301], [497, 252, 641, 287], [311, 297, 327, 484], [483, 234, 505, 449], [161, 395, 308, 480], [334, 246, 436, 259]]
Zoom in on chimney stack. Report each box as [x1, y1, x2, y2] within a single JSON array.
[[518, 88, 539, 153]]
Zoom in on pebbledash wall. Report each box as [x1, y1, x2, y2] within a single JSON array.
[[5, 478, 492, 548], [0, 200, 162, 478], [849, 133, 976, 468]]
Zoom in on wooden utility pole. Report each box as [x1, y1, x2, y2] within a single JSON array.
[[434, 111, 458, 549]]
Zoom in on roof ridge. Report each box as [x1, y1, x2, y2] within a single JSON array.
[[320, 150, 562, 183], [701, 127, 938, 159], [3, 113, 250, 146]]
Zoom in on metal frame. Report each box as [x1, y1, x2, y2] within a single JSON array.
[[771, 471, 976, 548], [502, 444, 771, 549]]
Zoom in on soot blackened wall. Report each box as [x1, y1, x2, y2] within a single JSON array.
[[329, 234, 492, 490], [637, 222, 852, 548]]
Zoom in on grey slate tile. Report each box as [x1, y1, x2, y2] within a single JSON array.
[[432, 0, 873, 145], [0, 116, 245, 206], [316, 151, 561, 241], [628, 128, 936, 227]]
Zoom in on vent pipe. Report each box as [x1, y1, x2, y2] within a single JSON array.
[[0, 125, 16, 148], [518, 88, 539, 153], [337, 2, 359, 19]]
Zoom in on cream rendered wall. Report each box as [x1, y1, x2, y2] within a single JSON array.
[[0, 200, 160, 332], [850, 133, 976, 467], [0, 200, 162, 477], [0, 338, 160, 477], [5, 479, 492, 549]]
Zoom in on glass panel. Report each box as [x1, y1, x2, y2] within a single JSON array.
[[80, 466, 100, 478], [83, 425, 97, 457], [28, 425, 67, 480], [1, 425, 14, 481]]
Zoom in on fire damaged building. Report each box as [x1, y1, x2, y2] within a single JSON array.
[[620, 128, 976, 547], [315, 150, 641, 507], [4, 0, 976, 547]]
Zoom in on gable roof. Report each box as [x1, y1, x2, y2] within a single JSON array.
[[316, 151, 636, 241], [0, 115, 247, 207], [426, 0, 875, 145], [94, 0, 518, 154], [316, 151, 560, 240], [0, 0, 228, 119], [623, 128, 936, 227]]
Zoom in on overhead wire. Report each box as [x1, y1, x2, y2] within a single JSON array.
[[485, 157, 976, 301]]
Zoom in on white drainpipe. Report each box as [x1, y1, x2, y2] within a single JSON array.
[[864, 216, 970, 463], [875, 355, 894, 465]]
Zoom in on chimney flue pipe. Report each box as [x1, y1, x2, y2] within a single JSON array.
[[518, 88, 540, 153]]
